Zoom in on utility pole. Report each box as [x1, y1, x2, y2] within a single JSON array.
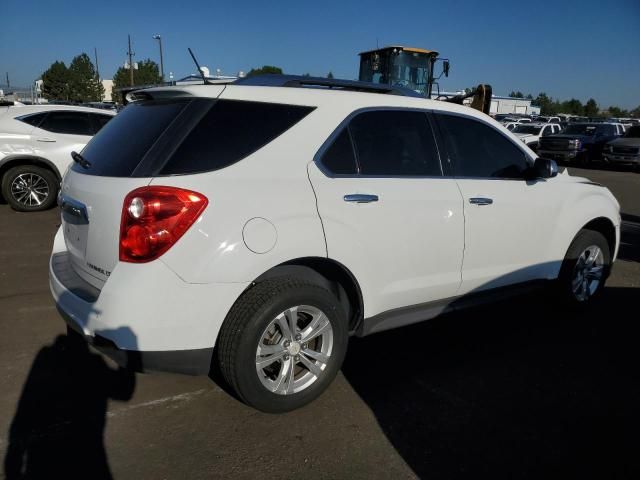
[[5, 72, 9, 89], [153, 34, 164, 81], [94, 47, 100, 80], [127, 34, 135, 86]]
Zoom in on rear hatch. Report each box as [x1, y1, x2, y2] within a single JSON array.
[[60, 87, 225, 289]]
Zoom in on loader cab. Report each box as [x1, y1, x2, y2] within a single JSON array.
[[358, 46, 446, 97]]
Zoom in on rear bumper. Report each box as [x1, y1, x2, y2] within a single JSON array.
[[49, 227, 249, 375], [62, 310, 214, 375]]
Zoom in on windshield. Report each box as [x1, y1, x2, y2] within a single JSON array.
[[624, 126, 640, 138], [513, 125, 542, 134], [562, 124, 599, 136], [389, 52, 431, 95]]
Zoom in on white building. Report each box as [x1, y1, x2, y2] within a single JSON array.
[[431, 91, 540, 116], [490, 96, 540, 116], [102, 79, 113, 102]]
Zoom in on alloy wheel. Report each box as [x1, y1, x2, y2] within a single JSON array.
[[255, 305, 334, 395], [571, 244, 605, 301], [10, 173, 50, 208]]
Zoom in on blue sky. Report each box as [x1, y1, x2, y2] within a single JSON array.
[[2, 0, 639, 108]]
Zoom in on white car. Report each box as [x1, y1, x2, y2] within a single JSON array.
[[49, 77, 621, 413], [512, 122, 562, 150], [0, 104, 115, 211]]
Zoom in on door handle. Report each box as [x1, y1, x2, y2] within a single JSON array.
[[469, 197, 493, 206], [344, 194, 379, 203], [36, 137, 56, 142]]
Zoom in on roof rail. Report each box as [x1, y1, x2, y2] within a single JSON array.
[[235, 74, 423, 98]]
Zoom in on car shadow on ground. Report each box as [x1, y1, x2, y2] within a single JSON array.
[[3, 329, 136, 480], [342, 286, 640, 479], [619, 214, 640, 263]]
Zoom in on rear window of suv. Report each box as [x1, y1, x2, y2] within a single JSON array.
[[75, 99, 314, 177], [160, 100, 314, 175], [76, 99, 189, 176]]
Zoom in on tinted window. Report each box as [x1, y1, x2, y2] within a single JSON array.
[[348, 110, 441, 176], [90, 113, 113, 133], [16, 112, 47, 127], [437, 114, 529, 178], [39, 111, 93, 135], [160, 100, 314, 175], [625, 126, 640, 138], [76, 100, 188, 176], [513, 125, 542, 135], [321, 129, 357, 174]]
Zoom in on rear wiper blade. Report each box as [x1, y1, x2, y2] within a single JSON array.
[[71, 151, 91, 169]]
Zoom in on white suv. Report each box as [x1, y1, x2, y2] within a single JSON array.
[[49, 77, 621, 412], [0, 104, 115, 211]]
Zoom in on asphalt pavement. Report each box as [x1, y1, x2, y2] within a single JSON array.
[[1, 166, 639, 479]]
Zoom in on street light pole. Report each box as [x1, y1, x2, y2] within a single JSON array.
[[153, 34, 164, 81]]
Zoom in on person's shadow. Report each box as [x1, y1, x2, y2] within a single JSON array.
[[4, 328, 136, 480]]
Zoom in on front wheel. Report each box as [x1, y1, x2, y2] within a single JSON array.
[[557, 229, 611, 305], [1, 165, 58, 212], [217, 277, 348, 413]]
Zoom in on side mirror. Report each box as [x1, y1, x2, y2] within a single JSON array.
[[529, 157, 558, 179]]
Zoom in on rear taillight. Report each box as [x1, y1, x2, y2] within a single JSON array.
[[119, 186, 208, 263]]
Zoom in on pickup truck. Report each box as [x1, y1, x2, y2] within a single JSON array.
[[512, 122, 562, 150], [537, 123, 621, 164], [603, 125, 640, 169]]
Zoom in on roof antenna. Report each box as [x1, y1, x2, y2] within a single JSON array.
[[188, 48, 211, 84]]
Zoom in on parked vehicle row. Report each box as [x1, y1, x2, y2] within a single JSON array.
[[49, 76, 620, 412]]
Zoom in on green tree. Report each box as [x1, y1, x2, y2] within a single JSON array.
[[67, 53, 104, 102], [558, 98, 583, 115], [608, 106, 629, 117], [630, 106, 640, 118], [509, 91, 524, 98], [525, 93, 533, 100], [583, 98, 599, 117], [327, 71, 334, 79], [112, 58, 163, 102], [301, 72, 311, 77], [532, 92, 554, 115], [246, 65, 283, 77], [41, 61, 70, 101]]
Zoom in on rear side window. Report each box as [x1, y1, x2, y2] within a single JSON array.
[[39, 111, 93, 135], [16, 112, 48, 127], [90, 113, 113, 134], [320, 129, 358, 174], [437, 114, 529, 179], [76, 100, 188, 176], [160, 100, 314, 175]]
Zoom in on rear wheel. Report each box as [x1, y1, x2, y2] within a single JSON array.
[[557, 229, 611, 305], [217, 277, 348, 413], [1, 165, 58, 212]]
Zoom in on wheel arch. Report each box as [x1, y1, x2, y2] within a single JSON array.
[[0, 155, 62, 202], [253, 257, 364, 334], [580, 216, 617, 260]]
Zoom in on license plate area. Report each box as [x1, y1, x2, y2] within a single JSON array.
[[61, 196, 89, 259]]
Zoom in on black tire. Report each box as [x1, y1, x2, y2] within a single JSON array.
[[1, 165, 58, 212], [557, 229, 611, 306], [217, 277, 348, 413]]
